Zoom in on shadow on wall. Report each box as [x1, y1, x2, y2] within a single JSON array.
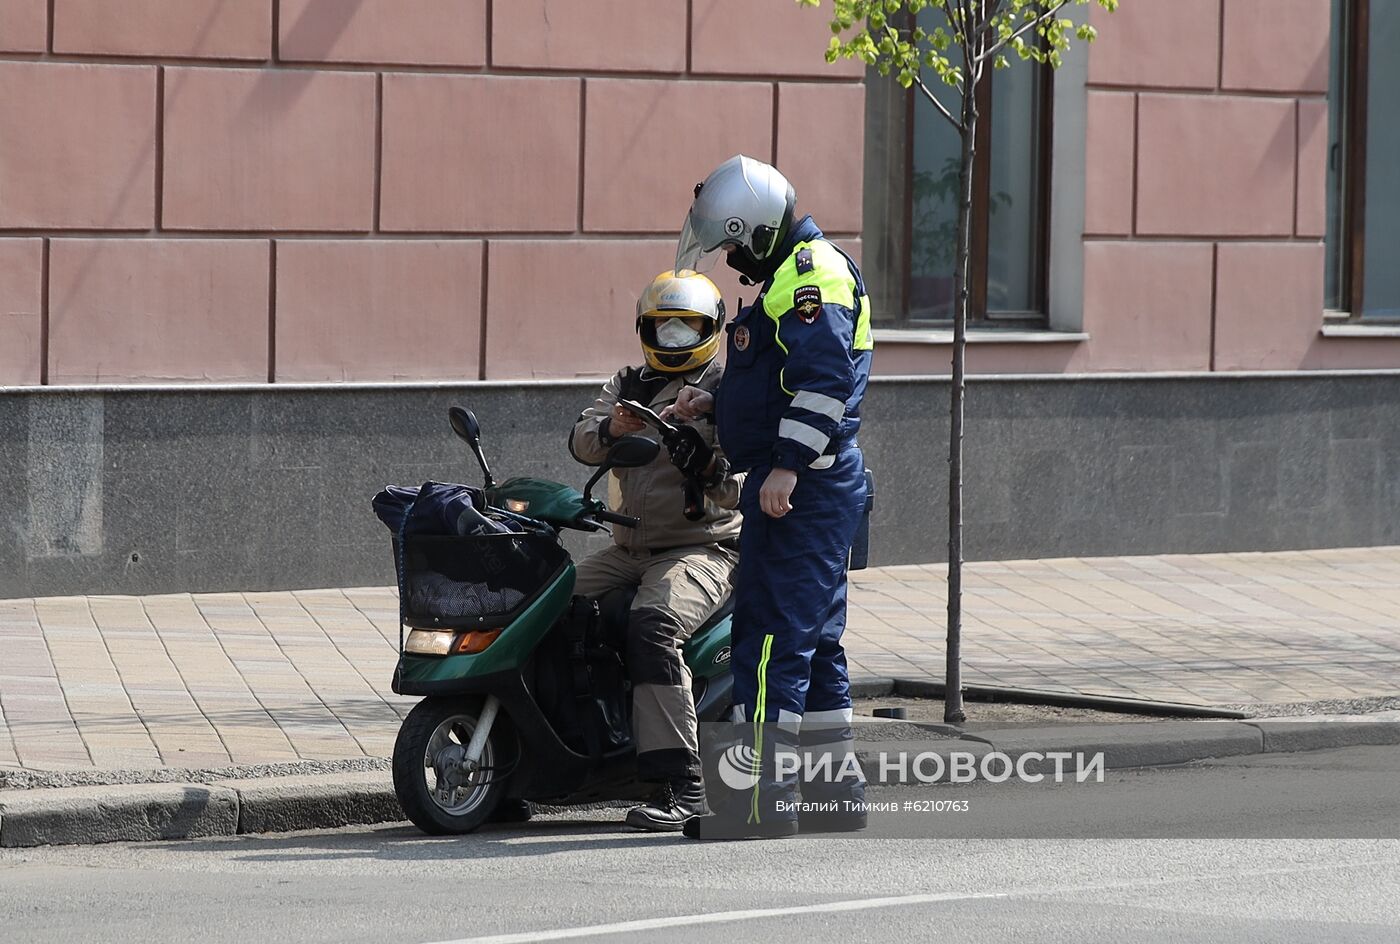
[[277, 0, 367, 59], [240, 0, 367, 116]]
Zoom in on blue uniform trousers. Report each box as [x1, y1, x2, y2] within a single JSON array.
[[728, 446, 867, 819]]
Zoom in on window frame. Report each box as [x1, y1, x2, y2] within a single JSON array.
[[1329, 0, 1398, 324], [867, 42, 1055, 329]]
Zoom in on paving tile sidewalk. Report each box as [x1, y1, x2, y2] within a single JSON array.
[[2, 547, 1398, 774]]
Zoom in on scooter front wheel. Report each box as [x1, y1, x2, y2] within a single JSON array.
[[393, 696, 510, 835]]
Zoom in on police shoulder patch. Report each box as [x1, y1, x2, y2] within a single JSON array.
[[794, 247, 815, 275], [793, 284, 822, 324]]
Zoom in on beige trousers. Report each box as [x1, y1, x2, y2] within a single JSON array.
[[573, 543, 736, 779]]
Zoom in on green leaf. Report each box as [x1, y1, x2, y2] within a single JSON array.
[[803, 0, 1119, 106]]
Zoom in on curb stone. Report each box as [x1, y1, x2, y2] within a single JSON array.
[[1244, 718, 1400, 753], [884, 677, 1245, 719], [851, 723, 1264, 785], [0, 783, 238, 848], [856, 740, 995, 784], [211, 772, 402, 835], [961, 721, 1265, 773], [0, 776, 406, 848], [849, 677, 896, 698]]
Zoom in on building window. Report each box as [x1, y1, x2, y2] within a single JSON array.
[[862, 20, 1052, 328], [1327, 0, 1400, 320]]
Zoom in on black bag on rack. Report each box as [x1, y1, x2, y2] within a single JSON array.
[[373, 481, 521, 538]]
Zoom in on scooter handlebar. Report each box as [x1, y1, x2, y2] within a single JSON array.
[[591, 509, 640, 529]]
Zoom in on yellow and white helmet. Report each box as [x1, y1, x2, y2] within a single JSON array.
[[635, 270, 725, 374]]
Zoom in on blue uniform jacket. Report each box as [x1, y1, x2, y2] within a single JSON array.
[[715, 216, 874, 473]]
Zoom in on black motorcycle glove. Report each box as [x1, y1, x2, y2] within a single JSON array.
[[666, 424, 714, 479]]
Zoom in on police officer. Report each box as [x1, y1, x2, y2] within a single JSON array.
[[568, 270, 744, 832], [667, 155, 873, 839]]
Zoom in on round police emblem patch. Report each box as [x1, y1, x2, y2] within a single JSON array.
[[734, 326, 750, 351]]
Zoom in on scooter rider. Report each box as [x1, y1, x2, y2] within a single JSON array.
[[567, 269, 744, 832], [667, 156, 873, 839]]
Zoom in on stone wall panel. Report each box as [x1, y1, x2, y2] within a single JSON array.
[[0, 62, 156, 230], [162, 68, 376, 232], [48, 239, 269, 384], [380, 74, 581, 233], [277, 0, 486, 67], [275, 240, 483, 382]]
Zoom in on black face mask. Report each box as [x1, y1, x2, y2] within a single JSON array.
[[724, 217, 791, 285], [724, 247, 769, 284]]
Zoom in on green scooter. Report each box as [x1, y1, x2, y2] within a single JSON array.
[[387, 407, 734, 835]]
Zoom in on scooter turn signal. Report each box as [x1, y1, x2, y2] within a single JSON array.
[[453, 629, 502, 655]]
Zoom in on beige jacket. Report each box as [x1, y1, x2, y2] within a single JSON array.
[[569, 362, 744, 553]]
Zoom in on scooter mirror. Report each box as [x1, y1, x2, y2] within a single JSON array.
[[448, 406, 495, 489], [448, 406, 481, 444], [607, 435, 661, 469]]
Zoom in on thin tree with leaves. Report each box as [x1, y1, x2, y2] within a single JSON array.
[[798, 0, 1118, 722]]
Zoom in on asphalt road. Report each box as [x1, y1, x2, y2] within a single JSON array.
[[2, 746, 1398, 944]]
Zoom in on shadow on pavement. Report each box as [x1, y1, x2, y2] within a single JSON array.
[[148, 816, 686, 862]]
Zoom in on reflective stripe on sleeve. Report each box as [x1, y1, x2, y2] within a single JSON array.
[[778, 418, 830, 455], [791, 390, 846, 421]]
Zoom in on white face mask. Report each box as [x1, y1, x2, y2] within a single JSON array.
[[655, 317, 703, 349]]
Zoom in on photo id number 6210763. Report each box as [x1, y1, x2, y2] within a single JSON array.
[[902, 799, 971, 813]]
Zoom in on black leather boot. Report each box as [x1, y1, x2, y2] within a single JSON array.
[[684, 721, 802, 840], [681, 811, 799, 840], [625, 776, 709, 832]]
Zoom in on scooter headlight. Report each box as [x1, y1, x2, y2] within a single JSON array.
[[404, 628, 503, 657], [405, 629, 456, 656]]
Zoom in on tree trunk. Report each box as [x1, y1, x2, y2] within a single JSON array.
[[944, 85, 977, 725]]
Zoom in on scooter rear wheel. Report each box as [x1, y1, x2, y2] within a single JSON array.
[[393, 696, 509, 835]]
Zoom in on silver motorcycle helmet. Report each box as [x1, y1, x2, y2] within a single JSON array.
[[675, 155, 796, 282]]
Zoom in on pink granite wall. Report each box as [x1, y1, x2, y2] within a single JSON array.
[[1081, 0, 1400, 371], [877, 0, 1400, 375], [0, 0, 865, 384]]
